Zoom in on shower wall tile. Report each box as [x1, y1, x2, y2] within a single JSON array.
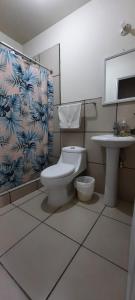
[[85, 132, 106, 164], [40, 44, 60, 76], [120, 145, 135, 169], [118, 168, 135, 202], [10, 181, 38, 203], [61, 132, 84, 148], [49, 156, 59, 165], [0, 193, 10, 208], [36, 179, 43, 189], [80, 103, 85, 132], [117, 101, 135, 128], [114, 101, 135, 202], [53, 106, 60, 132], [85, 99, 116, 132], [52, 132, 61, 157], [53, 76, 61, 105], [87, 163, 105, 194]]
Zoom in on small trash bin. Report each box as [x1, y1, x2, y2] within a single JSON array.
[[74, 176, 95, 202]]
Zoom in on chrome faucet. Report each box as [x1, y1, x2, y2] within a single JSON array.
[[113, 122, 120, 136], [113, 120, 131, 136]]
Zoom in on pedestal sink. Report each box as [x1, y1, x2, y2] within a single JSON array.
[[91, 134, 135, 207]]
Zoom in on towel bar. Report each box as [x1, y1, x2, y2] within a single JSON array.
[[89, 102, 96, 106], [57, 101, 96, 107]]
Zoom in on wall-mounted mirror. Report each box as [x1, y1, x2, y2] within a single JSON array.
[[103, 49, 135, 105]]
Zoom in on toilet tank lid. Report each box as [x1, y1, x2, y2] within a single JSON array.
[[62, 146, 86, 153]]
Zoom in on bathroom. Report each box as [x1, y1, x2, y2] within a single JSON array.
[[0, 0, 135, 299]]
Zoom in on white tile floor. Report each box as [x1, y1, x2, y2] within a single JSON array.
[[0, 189, 133, 300]]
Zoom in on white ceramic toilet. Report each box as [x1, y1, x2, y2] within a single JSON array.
[[40, 146, 86, 207]]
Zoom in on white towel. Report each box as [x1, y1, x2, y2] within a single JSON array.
[[58, 103, 81, 129]]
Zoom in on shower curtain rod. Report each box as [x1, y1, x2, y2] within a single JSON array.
[[0, 41, 53, 74]]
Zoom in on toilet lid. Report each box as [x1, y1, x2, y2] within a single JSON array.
[[42, 163, 75, 179]]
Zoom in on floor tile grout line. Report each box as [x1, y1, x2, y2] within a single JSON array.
[[102, 212, 132, 227], [1, 215, 102, 300], [0, 206, 64, 299], [40, 198, 89, 223], [0, 205, 81, 300], [12, 202, 86, 246], [14, 205, 46, 223], [1, 195, 131, 247], [39, 201, 105, 247], [0, 206, 81, 300], [1, 196, 131, 298], [1, 201, 129, 299], [0, 189, 45, 218], [0, 222, 42, 259], [0, 205, 16, 217], [15, 197, 62, 224], [77, 201, 132, 226], [12, 190, 44, 208], [80, 205, 130, 273], [45, 245, 82, 300], [42, 222, 80, 246], [41, 201, 103, 245], [45, 207, 106, 300], [40, 206, 64, 223], [81, 206, 106, 246], [0, 262, 32, 300], [0, 203, 65, 258], [0, 189, 45, 216], [76, 202, 104, 215], [82, 245, 128, 273]]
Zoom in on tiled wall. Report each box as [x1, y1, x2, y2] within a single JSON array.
[[53, 97, 135, 202], [36, 45, 62, 165], [117, 102, 135, 201], [0, 179, 42, 208], [34, 44, 61, 165], [43, 44, 135, 202]]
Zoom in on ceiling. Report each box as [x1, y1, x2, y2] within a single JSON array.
[[0, 0, 90, 44]]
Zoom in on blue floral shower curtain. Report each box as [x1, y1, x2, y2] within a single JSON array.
[[0, 44, 54, 193]]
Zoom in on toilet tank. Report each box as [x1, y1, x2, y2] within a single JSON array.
[[58, 146, 86, 174]]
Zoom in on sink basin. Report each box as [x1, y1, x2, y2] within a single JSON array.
[[91, 134, 135, 207], [91, 134, 135, 148]]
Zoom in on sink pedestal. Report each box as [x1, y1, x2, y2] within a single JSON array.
[[104, 148, 120, 207], [91, 134, 135, 208]]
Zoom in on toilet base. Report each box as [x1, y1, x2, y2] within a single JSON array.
[[47, 182, 75, 207]]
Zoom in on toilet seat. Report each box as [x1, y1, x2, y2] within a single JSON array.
[[41, 163, 75, 179]]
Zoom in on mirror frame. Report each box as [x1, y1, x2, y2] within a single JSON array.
[[103, 48, 135, 106]]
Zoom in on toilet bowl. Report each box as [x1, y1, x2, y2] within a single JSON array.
[[40, 146, 86, 207]]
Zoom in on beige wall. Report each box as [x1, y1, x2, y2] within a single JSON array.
[[23, 0, 135, 103], [0, 31, 23, 52]]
